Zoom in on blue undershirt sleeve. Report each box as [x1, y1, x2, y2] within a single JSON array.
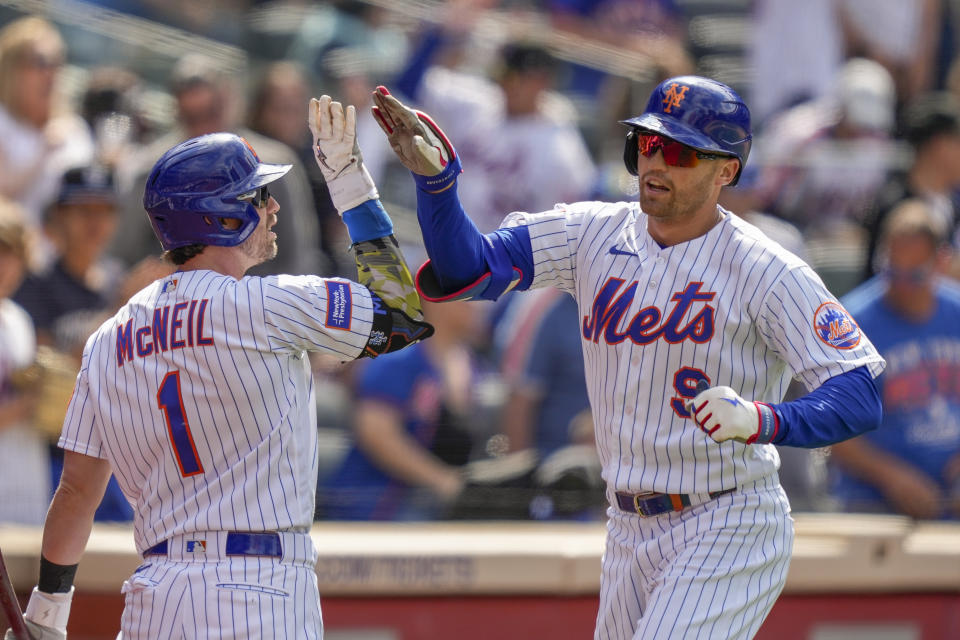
[[415, 183, 485, 289], [415, 183, 535, 296], [770, 366, 882, 448], [340, 199, 394, 244]]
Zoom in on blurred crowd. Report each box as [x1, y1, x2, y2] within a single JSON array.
[[1, 0, 960, 525]]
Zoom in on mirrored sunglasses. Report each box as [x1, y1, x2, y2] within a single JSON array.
[[637, 133, 727, 168], [238, 185, 270, 208]]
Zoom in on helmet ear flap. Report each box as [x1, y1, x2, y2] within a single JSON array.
[[623, 129, 639, 177]]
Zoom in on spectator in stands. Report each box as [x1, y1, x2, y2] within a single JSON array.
[[249, 61, 347, 276], [863, 92, 960, 281], [832, 199, 960, 519], [80, 66, 153, 172], [753, 58, 897, 231], [491, 287, 605, 520], [0, 16, 93, 266], [14, 166, 168, 357], [837, 0, 944, 104], [545, 0, 691, 97], [249, 61, 312, 158], [13, 166, 169, 522], [0, 199, 49, 525], [749, 0, 845, 128], [394, 36, 597, 232], [496, 288, 592, 459], [284, 0, 408, 87], [115, 54, 321, 276], [750, 57, 898, 294], [320, 301, 488, 521]]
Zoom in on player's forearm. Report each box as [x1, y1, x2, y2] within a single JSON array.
[[830, 436, 912, 489], [415, 182, 487, 290], [501, 390, 539, 452], [41, 452, 112, 565], [19, 457, 104, 637], [368, 435, 459, 492], [41, 493, 97, 566], [770, 366, 882, 448], [414, 185, 537, 301], [355, 411, 460, 491], [340, 200, 435, 357]]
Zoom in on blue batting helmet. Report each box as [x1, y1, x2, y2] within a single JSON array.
[[143, 133, 291, 251], [621, 76, 751, 185]]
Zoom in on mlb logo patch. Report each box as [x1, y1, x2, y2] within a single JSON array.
[[162, 278, 178, 294], [325, 281, 352, 330], [186, 540, 207, 553], [813, 301, 861, 349]]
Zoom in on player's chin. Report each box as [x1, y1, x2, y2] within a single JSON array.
[[639, 192, 671, 216], [254, 240, 278, 265]]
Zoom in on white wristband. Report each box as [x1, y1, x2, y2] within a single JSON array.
[[24, 586, 73, 633], [327, 165, 380, 214]]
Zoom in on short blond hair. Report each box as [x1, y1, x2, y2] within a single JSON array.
[[0, 16, 64, 114], [0, 197, 29, 261], [880, 198, 949, 249]]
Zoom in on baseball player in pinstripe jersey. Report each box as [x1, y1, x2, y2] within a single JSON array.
[[370, 77, 886, 639], [7, 98, 431, 639]]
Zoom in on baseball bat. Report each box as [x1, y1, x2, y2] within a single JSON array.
[[0, 547, 33, 640]]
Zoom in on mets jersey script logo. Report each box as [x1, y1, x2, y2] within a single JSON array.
[[662, 83, 689, 113], [583, 278, 715, 345], [814, 301, 861, 349]]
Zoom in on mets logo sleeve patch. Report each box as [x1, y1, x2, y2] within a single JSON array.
[[813, 301, 861, 349], [324, 281, 352, 330]]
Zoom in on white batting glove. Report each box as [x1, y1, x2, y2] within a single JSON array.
[[687, 386, 779, 445], [371, 86, 456, 178], [308, 95, 379, 213], [9, 586, 74, 639]]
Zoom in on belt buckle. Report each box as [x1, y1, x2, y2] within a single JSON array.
[[632, 492, 655, 517]]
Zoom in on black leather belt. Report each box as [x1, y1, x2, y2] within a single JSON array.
[[615, 488, 735, 517], [144, 532, 282, 558]]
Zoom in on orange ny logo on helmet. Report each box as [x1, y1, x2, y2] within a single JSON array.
[[662, 83, 689, 113]]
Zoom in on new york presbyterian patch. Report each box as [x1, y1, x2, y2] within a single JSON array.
[[325, 281, 352, 330], [813, 301, 860, 349]]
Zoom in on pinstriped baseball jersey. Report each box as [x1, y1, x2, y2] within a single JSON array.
[[502, 201, 885, 494], [58, 269, 373, 553]]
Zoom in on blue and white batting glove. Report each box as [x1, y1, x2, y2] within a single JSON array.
[[687, 386, 778, 445], [308, 95, 379, 214]]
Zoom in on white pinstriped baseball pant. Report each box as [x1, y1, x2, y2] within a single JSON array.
[[117, 531, 322, 639], [596, 474, 794, 640]]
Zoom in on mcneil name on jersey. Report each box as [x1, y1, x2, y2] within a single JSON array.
[[116, 299, 214, 366]]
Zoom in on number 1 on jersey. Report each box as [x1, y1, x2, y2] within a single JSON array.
[[157, 371, 205, 476]]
